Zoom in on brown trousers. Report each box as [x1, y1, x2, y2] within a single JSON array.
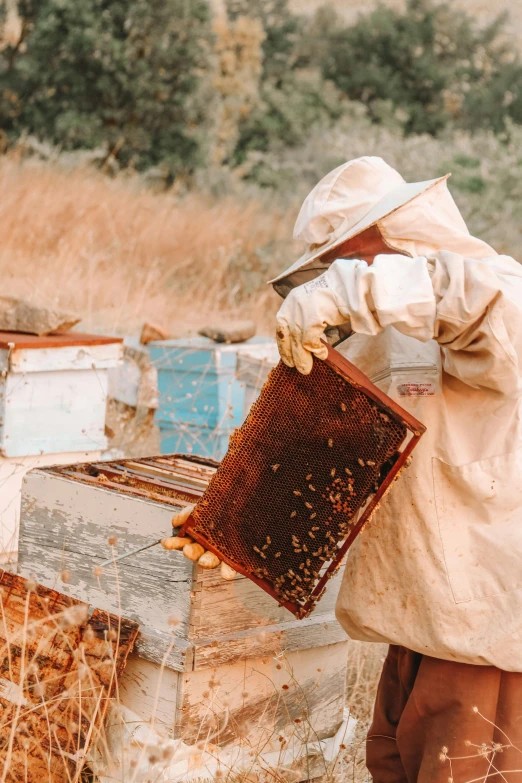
[[367, 645, 522, 783]]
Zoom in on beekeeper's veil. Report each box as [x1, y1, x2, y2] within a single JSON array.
[[270, 156, 496, 297]]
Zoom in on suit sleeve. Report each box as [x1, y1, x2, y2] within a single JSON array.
[[327, 252, 522, 396]]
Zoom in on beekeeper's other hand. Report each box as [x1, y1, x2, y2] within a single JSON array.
[[276, 271, 348, 375]]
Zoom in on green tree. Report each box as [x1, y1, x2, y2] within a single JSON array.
[[320, 0, 522, 136], [1, 0, 213, 174], [224, 0, 346, 169], [226, 0, 304, 83]]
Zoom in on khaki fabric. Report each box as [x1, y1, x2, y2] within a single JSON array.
[[367, 645, 522, 783], [333, 249, 522, 669]]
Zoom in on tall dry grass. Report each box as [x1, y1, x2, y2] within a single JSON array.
[[0, 157, 292, 338]]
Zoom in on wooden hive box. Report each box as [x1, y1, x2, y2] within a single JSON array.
[[148, 336, 275, 459], [0, 331, 122, 557], [17, 454, 350, 780]]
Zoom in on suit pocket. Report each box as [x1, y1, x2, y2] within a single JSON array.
[[432, 449, 522, 604]]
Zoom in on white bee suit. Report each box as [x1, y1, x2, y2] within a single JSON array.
[[274, 157, 522, 669]]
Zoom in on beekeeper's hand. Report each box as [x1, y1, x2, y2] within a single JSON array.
[[162, 504, 237, 580], [276, 271, 348, 375]]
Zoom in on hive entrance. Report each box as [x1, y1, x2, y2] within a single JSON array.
[[182, 346, 425, 618]]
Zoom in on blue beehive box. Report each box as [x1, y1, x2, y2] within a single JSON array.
[[148, 336, 272, 459]]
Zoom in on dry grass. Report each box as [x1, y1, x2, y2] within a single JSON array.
[[0, 156, 290, 339]]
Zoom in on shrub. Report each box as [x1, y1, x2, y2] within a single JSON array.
[[0, 0, 214, 175], [224, 0, 348, 168], [320, 0, 522, 136]]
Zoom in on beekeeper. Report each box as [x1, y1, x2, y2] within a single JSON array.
[[272, 156, 522, 783]]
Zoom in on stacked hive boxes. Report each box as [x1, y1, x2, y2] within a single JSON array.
[[0, 331, 122, 559], [17, 454, 350, 781]]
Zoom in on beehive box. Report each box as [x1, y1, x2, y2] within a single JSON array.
[[17, 454, 349, 780], [236, 340, 280, 417], [0, 332, 122, 456], [0, 331, 122, 557], [149, 336, 275, 459]]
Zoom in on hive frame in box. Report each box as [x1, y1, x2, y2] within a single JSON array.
[[180, 342, 426, 619]]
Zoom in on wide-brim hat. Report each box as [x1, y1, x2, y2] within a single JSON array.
[[269, 156, 449, 296]]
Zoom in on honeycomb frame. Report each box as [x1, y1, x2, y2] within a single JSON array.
[[181, 343, 426, 618]]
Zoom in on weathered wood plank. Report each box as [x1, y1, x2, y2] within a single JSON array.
[[134, 627, 193, 672], [19, 471, 191, 578], [177, 642, 348, 748], [2, 369, 111, 457], [10, 342, 122, 374], [0, 450, 99, 555], [118, 654, 181, 730], [192, 612, 348, 669], [191, 565, 344, 639], [18, 543, 192, 650], [0, 570, 138, 783]]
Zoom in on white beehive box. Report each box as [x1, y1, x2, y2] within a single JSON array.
[[17, 454, 351, 781], [236, 340, 280, 417], [0, 331, 122, 557], [107, 337, 158, 411], [0, 331, 122, 456]]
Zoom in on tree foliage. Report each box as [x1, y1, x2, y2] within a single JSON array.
[[320, 0, 522, 135], [1, 0, 213, 174], [2, 0, 522, 180]]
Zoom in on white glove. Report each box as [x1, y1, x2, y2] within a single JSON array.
[[276, 270, 349, 375]]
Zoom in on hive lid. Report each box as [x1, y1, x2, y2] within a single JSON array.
[[0, 331, 122, 350], [181, 343, 426, 618]]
